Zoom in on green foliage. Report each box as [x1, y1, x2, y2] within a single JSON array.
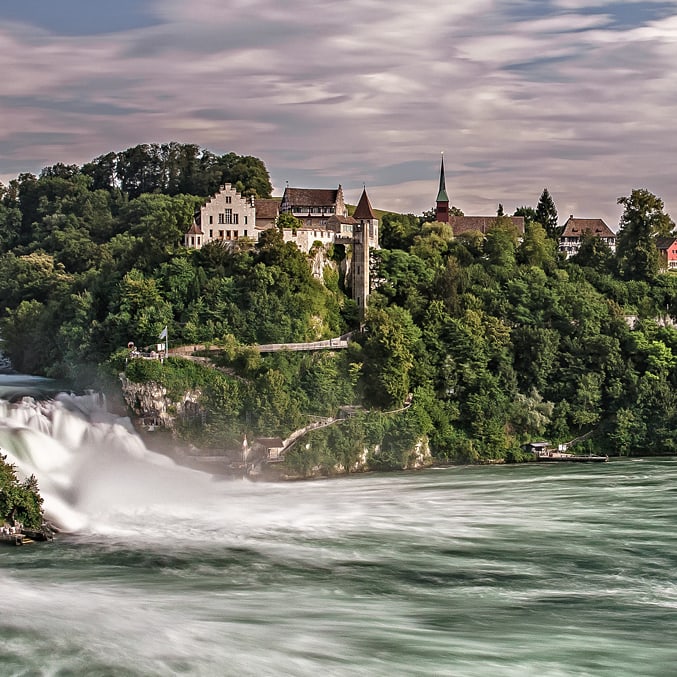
[[380, 212, 421, 250], [0, 455, 44, 529], [535, 188, 559, 239], [4, 148, 677, 467], [616, 189, 674, 281], [276, 212, 303, 232], [85, 143, 273, 199], [360, 306, 421, 408]]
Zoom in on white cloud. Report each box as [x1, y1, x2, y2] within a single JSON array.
[[1, 0, 677, 227]]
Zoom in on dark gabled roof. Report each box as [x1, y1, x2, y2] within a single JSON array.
[[255, 198, 280, 219], [327, 214, 357, 225], [561, 217, 615, 238], [283, 188, 339, 207], [353, 188, 376, 220], [256, 437, 284, 448], [655, 236, 677, 251], [450, 215, 525, 235], [186, 222, 203, 235]]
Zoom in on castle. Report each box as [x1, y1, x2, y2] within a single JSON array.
[[184, 183, 379, 319]]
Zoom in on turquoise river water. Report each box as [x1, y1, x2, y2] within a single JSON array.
[[1, 385, 676, 676]]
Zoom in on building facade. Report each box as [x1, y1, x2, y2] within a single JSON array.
[[350, 188, 379, 321], [183, 183, 257, 249], [559, 216, 616, 258], [656, 236, 677, 270], [280, 186, 348, 228], [184, 182, 379, 315]]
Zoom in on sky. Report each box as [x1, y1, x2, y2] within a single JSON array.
[[2, 0, 677, 228]]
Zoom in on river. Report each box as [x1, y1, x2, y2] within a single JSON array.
[[1, 381, 676, 676]]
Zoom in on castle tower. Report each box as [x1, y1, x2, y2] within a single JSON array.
[[352, 187, 378, 321], [435, 153, 450, 223]]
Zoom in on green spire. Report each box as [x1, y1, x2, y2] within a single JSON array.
[[436, 153, 449, 203]]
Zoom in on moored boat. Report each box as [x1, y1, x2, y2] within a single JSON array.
[[533, 450, 608, 463]]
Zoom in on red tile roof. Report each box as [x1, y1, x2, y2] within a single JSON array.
[[327, 214, 357, 225], [255, 198, 280, 219], [353, 188, 376, 220], [450, 215, 525, 235], [256, 437, 284, 448], [656, 236, 677, 251], [561, 217, 614, 238], [283, 188, 339, 207]]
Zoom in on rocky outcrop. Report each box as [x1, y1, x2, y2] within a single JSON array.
[[119, 375, 203, 430], [0, 346, 12, 374]]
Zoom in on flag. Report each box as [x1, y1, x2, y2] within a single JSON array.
[[158, 326, 168, 340]]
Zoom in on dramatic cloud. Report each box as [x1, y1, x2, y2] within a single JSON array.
[[1, 0, 677, 226]]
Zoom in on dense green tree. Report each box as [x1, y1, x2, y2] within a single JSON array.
[[0, 455, 44, 529], [379, 212, 420, 250], [0, 197, 22, 252], [616, 188, 674, 281], [572, 231, 614, 272], [276, 212, 303, 232], [361, 305, 421, 408], [518, 221, 557, 269], [535, 188, 559, 239], [514, 205, 537, 226]]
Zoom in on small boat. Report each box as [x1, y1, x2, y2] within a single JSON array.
[[524, 441, 608, 463], [533, 450, 608, 463]]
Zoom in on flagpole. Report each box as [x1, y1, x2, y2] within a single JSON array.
[[159, 326, 168, 361]]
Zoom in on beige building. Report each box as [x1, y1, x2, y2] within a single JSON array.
[[184, 183, 256, 249]]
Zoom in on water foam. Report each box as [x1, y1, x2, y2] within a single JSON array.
[[0, 393, 215, 533]]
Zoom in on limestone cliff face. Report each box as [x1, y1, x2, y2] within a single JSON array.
[[119, 375, 203, 429], [261, 436, 432, 481]]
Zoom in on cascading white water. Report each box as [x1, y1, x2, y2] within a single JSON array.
[[0, 392, 216, 533], [3, 381, 676, 676]]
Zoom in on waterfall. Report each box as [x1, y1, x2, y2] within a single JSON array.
[[0, 389, 213, 533]]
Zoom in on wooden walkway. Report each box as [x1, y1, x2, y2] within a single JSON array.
[[169, 333, 352, 357]]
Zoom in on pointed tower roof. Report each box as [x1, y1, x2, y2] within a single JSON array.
[[436, 154, 449, 203], [353, 187, 376, 220]]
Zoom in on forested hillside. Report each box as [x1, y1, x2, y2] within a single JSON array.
[[1, 144, 677, 468]]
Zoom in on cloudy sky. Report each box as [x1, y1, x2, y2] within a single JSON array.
[[2, 0, 677, 227]]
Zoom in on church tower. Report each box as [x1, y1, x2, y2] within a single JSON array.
[[435, 153, 450, 223], [352, 187, 378, 322]]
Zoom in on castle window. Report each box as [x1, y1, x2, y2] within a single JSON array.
[[244, 216, 248, 225], [225, 209, 233, 224], [233, 213, 239, 225], [209, 215, 213, 224], [226, 196, 232, 204], [218, 214, 224, 224]]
